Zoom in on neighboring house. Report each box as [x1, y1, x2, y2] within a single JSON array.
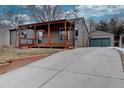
[[0, 28, 10, 46], [119, 34, 124, 47], [9, 18, 90, 49], [90, 31, 114, 47]]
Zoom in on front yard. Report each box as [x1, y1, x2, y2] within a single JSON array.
[[0, 46, 63, 74]]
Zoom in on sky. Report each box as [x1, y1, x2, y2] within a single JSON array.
[[0, 5, 124, 23], [75, 5, 124, 22], [67, 5, 124, 22]]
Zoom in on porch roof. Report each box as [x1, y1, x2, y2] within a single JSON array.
[[10, 19, 74, 31]]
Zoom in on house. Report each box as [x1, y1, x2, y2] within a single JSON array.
[[90, 31, 114, 47], [71, 18, 90, 47], [10, 19, 74, 49], [0, 18, 114, 48], [9, 18, 90, 49]]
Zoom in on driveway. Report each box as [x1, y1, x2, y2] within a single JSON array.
[[0, 48, 124, 88]]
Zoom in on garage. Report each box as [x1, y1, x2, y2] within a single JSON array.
[[90, 38, 111, 47], [90, 31, 114, 47]]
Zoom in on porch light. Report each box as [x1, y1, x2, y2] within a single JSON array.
[[75, 27, 78, 31], [29, 25, 32, 28]]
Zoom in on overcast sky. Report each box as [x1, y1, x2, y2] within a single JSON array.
[[75, 5, 124, 21]]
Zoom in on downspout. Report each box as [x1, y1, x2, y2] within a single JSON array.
[[73, 23, 75, 48], [64, 21, 67, 49], [9, 30, 11, 46], [83, 26, 84, 47], [82, 21, 85, 47], [82, 19, 91, 47]]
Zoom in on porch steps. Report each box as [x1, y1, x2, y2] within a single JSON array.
[[69, 46, 74, 49], [69, 43, 74, 49]]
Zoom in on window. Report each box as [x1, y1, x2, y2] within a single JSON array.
[[59, 30, 64, 40], [75, 28, 78, 36], [38, 32, 43, 38], [59, 30, 69, 41], [38, 32, 43, 43], [75, 30, 78, 36]]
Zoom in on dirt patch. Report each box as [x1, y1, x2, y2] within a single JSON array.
[[0, 54, 49, 74], [0, 47, 62, 75]]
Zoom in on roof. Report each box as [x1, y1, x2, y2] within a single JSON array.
[[70, 17, 91, 36], [91, 31, 113, 36], [10, 19, 74, 31], [69, 17, 84, 21], [19, 19, 73, 27]]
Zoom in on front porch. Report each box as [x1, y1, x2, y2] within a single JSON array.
[[18, 20, 75, 49]]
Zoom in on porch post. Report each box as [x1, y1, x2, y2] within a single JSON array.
[[34, 25, 37, 46], [64, 21, 67, 49], [18, 27, 21, 48], [48, 23, 51, 47], [69, 23, 73, 49]]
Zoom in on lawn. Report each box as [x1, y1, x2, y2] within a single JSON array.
[[0, 46, 63, 74]]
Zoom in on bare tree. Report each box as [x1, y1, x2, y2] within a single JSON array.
[[95, 16, 123, 46], [96, 20, 109, 32], [88, 17, 97, 33], [0, 15, 11, 29], [28, 5, 65, 22], [65, 6, 79, 19], [0, 6, 29, 47], [108, 18, 118, 33], [2, 6, 28, 29]]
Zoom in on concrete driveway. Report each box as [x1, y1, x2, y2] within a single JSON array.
[[0, 48, 124, 88]]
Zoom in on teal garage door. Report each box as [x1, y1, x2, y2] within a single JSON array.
[[90, 38, 111, 47]]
